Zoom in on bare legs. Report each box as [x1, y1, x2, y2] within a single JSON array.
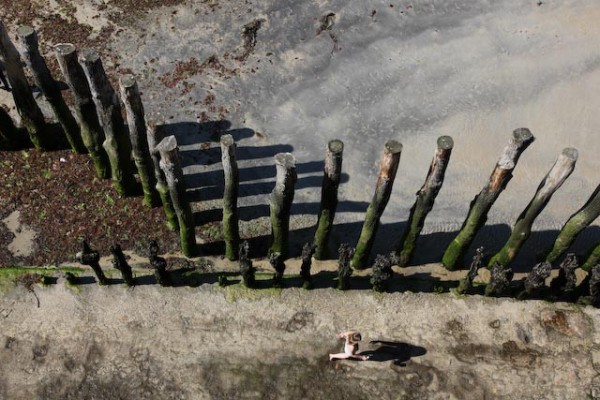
[[329, 352, 369, 361]]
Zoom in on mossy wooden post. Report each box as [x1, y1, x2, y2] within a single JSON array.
[[17, 26, 86, 153], [0, 106, 23, 150], [268, 153, 297, 259], [313, 139, 344, 260], [442, 128, 535, 270], [544, 183, 600, 265], [582, 243, 600, 272], [118, 74, 160, 206], [393, 136, 453, 267], [156, 135, 197, 257], [79, 49, 137, 196], [0, 20, 48, 149], [76, 240, 108, 285], [488, 148, 578, 268], [220, 134, 240, 260], [54, 43, 109, 179], [351, 140, 403, 270], [147, 123, 178, 230]]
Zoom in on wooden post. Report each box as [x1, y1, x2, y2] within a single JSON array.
[[16, 26, 86, 153], [118, 74, 160, 206], [582, 242, 600, 272], [269, 252, 286, 288], [149, 240, 171, 286], [488, 148, 578, 268], [484, 262, 513, 296], [544, 183, 600, 264], [0, 106, 24, 150], [79, 49, 138, 196], [313, 139, 344, 260], [268, 152, 297, 259], [110, 243, 134, 286], [76, 240, 108, 285], [516, 261, 551, 300], [456, 246, 484, 295], [0, 21, 48, 149], [220, 134, 240, 261], [549, 253, 578, 300], [54, 43, 109, 179], [370, 254, 393, 292], [156, 135, 197, 257], [442, 128, 535, 270], [300, 242, 316, 289], [351, 140, 403, 270], [337, 243, 354, 290], [393, 136, 453, 267], [238, 241, 256, 288], [147, 123, 178, 230]]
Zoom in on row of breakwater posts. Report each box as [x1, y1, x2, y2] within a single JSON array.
[[2, 22, 600, 304]]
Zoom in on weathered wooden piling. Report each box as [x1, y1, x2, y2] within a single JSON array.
[[0, 106, 22, 150], [220, 134, 240, 261], [300, 242, 316, 289], [156, 135, 197, 257], [268, 152, 297, 259], [17, 26, 86, 153], [147, 123, 178, 230], [442, 128, 535, 270], [351, 140, 402, 270], [393, 136, 453, 267], [269, 252, 286, 288], [582, 243, 600, 272], [149, 240, 171, 286], [118, 74, 160, 206], [239, 241, 256, 288], [110, 243, 134, 286], [79, 49, 138, 196], [516, 261, 551, 300], [337, 243, 354, 290], [76, 240, 108, 285], [488, 148, 578, 268], [313, 139, 344, 260], [0, 20, 48, 149], [54, 43, 109, 179], [484, 262, 513, 297], [456, 246, 484, 295], [370, 254, 393, 292], [544, 183, 600, 264]]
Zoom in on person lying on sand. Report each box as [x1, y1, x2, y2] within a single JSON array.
[[329, 331, 370, 361]]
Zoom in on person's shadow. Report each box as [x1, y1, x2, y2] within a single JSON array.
[[362, 340, 427, 366]]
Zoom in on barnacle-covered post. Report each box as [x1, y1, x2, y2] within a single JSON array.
[[147, 123, 178, 230], [549, 253, 578, 300], [54, 43, 109, 179], [239, 241, 256, 288], [17, 26, 86, 153], [268, 153, 297, 259], [110, 243, 134, 286], [370, 254, 393, 292], [119, 74, 160, 207], [544, 183, 600, 264], [300, 242, 316, 289], [337, 243, 354, 290], [442, 129, 535, 270], [488, 148, 578, 268], [79, 49, 138, 196], [484, 262, 513, 297], [220, 134, 240, 260], [149, 240, 171, 286], [313, 140, 344, 259], [516, 261, 551, 300], [393, 136, 453, 267], [269, 252, 286, 288], [0, 21, 48, 149], [351, 140, 402, 270], [156, 135, 197, 257], [457, 247, 484, 295], [76, 240, 108, 285]]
